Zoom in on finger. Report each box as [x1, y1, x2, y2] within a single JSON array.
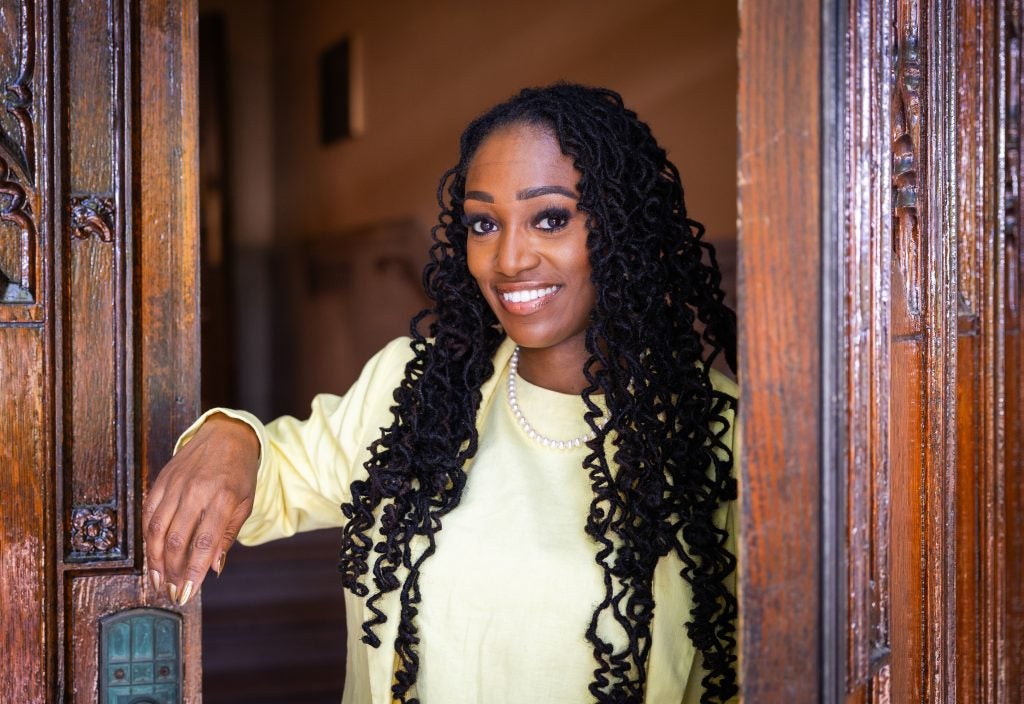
[[211, 499, 253, 577], [142, 479, 177, 593], [160, 493, 208, 600], [176, 516, 218, 606]]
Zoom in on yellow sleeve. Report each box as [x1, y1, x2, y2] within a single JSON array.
[[173, 337, 414, 545]]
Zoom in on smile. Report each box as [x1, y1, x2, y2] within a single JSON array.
[[501, 285, 559, 303], [496, 285, 561, 314]]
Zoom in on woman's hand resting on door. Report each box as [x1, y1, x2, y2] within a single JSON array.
[[142, 413, 260, 606]]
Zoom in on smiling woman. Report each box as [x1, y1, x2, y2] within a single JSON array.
[[144, 84, 739, 704], [464, 124, 597, 392]]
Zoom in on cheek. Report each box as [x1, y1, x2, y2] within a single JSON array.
[[465, 245, 493, 298]]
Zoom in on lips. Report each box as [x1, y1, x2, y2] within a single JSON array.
[[495, 284, 562, 315]]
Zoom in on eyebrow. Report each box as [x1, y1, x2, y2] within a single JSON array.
[[517, 185, 577, 200], [463, 185, 577, 204]]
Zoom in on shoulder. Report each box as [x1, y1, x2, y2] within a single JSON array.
[[374, 335, 418, 366], [361, 336, 417, 383]]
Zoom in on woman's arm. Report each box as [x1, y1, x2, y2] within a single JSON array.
[[141, 336, 414, 605], [142, 412, 259, 605]]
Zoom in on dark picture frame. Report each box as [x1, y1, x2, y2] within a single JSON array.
[[319, 36, 363, 144]]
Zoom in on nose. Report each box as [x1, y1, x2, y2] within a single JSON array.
[[494, 225, 540, 277]]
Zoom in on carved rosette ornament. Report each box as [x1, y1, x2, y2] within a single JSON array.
[[69, 505, 118, 556], [70, 195, 115, 242], [891, 5, 923, 316]]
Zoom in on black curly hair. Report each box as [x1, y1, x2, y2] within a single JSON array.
[[338, 83, 738, 704]]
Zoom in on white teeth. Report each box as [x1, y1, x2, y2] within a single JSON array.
[[501, 286, 558, 303]]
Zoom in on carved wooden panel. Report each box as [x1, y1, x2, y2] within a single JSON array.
[[1, 0, 201, 700], [0, 0, 51, 700], [0, 0, 43, 319], [57, 0, 133, 569], [838, 2, 1024, 704]]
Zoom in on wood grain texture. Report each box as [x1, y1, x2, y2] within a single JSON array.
[[954, 2, 1006, 702], [56, 0, 200, 699], [65, 0, 114, 193], [842, 1, 894, 698], [133, 0, 201, 699], [737, 0, 822, 700], [887, 339, 926, 704], [0, 328, 49, 704]]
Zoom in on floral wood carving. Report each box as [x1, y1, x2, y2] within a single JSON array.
[[69, 505, 119, 556], [891, 5, 923, 317], [0, 0, 35, 180], [70, 195, 115, 242]]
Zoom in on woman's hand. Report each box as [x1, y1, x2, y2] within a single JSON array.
[[142, 413, 260, 606]]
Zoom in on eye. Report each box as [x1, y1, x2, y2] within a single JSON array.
[[535, 208, 571, 232], [463, 215, 498, 235]]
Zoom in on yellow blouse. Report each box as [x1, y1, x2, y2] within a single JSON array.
[[177, 336, 738, 704]]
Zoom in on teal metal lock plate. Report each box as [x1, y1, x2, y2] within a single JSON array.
[[99, 609, 182, 704]]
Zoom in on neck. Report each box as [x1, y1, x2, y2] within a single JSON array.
[[515, 342, 593, 395]]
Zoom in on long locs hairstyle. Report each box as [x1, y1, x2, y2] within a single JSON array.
[[337, 84, 738, 704]]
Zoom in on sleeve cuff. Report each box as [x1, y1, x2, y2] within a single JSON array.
[[173, 407, 267, 471]]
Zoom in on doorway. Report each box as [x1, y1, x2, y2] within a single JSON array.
[[196, 1, 739, 700]]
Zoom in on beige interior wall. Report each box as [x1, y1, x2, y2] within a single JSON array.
[[271, 0, 737, 246]]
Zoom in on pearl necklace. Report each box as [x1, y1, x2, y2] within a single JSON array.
[[507, 346, 603, 450]]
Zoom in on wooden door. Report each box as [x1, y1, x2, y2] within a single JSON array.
[[0, 0, 201, 701], [739, 0, 1024, 702]]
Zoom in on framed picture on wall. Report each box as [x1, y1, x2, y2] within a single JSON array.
[[319, 35, 364, 144]]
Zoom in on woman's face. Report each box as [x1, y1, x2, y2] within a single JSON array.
[[464, 123, 596, 358]]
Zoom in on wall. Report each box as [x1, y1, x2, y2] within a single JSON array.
[[199, 0, 276, 418], [271, 0, 737, 244]]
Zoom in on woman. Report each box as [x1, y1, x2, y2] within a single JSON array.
[[144, 83, 738, 704]]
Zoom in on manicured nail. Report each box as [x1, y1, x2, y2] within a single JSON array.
[[214, 553, 226, 576], [178, 580, 194, 607], [167, 583, 178, 602], [149, 570, 162, 591]]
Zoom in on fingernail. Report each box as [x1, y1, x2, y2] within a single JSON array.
[[150, 570, 162, 591], [178, 580, 194, 607], [167, 583, 178, 602], [214, 553, 226, 576]]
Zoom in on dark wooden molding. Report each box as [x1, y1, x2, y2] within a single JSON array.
[[820, 0, 845, 700], [837, 0, 896, 700], [1006, 0, 1021, 317], [892, 0, 924, 317]]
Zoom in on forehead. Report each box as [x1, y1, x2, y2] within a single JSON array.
[[465, 124, 580, 191]]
